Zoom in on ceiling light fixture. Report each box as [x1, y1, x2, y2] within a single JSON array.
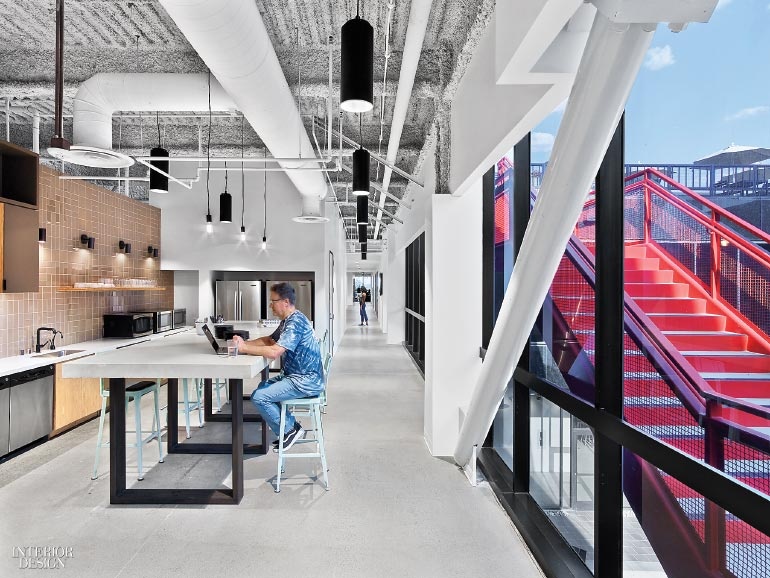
[[356, 195, 368, 225], [361, 242, 367, 260], [340, 0, 373, 113], [220, 161, 232, 223], [205, 69, 213, 233], [352, 117, 370, 196], [149, 111, 169, 193], [47, 0, 71, 157], [358, 223, 367, 244], [240, 116, 246, 242], [262, 146, 268, 249]]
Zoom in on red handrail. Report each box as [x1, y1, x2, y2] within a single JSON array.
[[633, 167, 770, 247]]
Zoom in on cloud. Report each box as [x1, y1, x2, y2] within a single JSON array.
[[724, 106, 770, 121], [531, 132, 555, 154], [644, 45, 675, 71], [715, 0, 735, 9]]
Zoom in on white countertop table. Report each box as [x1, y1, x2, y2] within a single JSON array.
[[62, 331, 272, 505]]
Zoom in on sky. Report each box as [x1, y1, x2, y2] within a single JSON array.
[[530, 0, 770, 164]]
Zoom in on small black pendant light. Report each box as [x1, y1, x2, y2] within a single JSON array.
[[361, 242, 367, 260], [358, 223, 367, 244], [220, 162, 232, 223], [340, 0, 373, 113], [352, 148, 370, 196], [149, 112, 169, 193], [356, 195, 368, 225]]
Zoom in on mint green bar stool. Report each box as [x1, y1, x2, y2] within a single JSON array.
[[275, 395, 329, 493], [180, 378, 204, 438], [92, 378, 164, 481]]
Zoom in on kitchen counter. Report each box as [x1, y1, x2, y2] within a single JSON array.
[[60, 330, 273, 380], [0, 327, 193, 378]]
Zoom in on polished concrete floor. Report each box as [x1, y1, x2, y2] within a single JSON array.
[[0, 306, 543, 577]]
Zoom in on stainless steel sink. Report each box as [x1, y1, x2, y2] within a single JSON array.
[[34, 349, 86, 358]]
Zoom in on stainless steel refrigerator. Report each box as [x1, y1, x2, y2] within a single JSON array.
[[266, 280, 313, 323], [215, 281, 262, 321]]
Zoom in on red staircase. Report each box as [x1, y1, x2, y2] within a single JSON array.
[[544, 168, 770, 578]]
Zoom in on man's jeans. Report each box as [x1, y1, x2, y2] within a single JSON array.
[[251, 375, 323, 437]]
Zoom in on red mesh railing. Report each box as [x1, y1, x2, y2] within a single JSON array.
[[719, 245, 770, 336], [622, 330, 705, 461]]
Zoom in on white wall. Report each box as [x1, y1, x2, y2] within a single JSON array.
[[173, 270, 199, 322], [154, 163, 347, 343]]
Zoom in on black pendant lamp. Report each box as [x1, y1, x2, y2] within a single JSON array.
[[361, 243, 367, 260], [340, 2, 373, 113], [149, 112, 169, 193], [356, 195, 368, 225], [358, 223, 367, 244], [352, 148, 370, 196], [220, 162, 232, 223]]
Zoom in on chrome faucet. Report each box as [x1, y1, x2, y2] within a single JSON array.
[[35, 327, 62, 353]]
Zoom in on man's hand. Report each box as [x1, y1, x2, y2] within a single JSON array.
[[232, 335, 246, 351]]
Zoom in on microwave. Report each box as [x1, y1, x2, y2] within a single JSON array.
[[103, 313, 154, 338], [154, 310, 173, 333], [135, 310, 173, 333], [173, 308, 186, 329]]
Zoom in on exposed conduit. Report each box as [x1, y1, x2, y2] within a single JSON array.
[[453, 13, 656, 467], [373, 0, 432, 240]]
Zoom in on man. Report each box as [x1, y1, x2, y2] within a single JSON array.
[[232, 282, 324, 451], [358, 289, 369, 326]]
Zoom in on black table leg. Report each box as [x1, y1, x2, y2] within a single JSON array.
[[231, 379, 244, 502], [109, 378, 126, 504], [167, 377, 178, 453]]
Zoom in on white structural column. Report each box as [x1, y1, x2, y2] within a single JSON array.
[[384, 238, 405, 344], [453, 14, 655, 466], [425, 183, 483, 456]]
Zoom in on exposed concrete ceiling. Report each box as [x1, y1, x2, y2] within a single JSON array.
[[0, 0, 488, 238]]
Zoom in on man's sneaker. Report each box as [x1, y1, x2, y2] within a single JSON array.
[[275, 422, 304, 452]]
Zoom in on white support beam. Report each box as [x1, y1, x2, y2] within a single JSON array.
[[453, 12, 656, 468]]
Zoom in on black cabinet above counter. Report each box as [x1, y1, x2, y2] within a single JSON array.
[[0, 140, 38, 208]]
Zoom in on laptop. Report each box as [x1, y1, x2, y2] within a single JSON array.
[[202, 324, 229, 356]]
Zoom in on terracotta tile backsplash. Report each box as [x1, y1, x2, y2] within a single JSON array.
[[0, 166, 173, 358]]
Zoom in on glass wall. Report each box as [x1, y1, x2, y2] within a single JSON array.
[[405, 233, 425, 371], [489, 151, 516, 468]]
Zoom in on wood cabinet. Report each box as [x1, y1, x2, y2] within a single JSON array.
[[2, 202, 39, 292], [51, 362, 102, 436]]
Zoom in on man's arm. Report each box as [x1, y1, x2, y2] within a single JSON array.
[[232, 335, 286, 359]]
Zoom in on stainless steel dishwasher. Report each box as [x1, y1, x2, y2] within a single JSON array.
[[0, 376, 10, 457], [8, 365, 54, 453]]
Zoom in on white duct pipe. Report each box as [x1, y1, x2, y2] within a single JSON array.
[[373, 0, 432, 240], [159, 0, 327, 219], [72, 73, 234, 151], [32, 112, 40, 153], [453, 14, 655, 467]]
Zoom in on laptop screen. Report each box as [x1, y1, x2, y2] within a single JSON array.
[[202, 324, 222, 353]]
